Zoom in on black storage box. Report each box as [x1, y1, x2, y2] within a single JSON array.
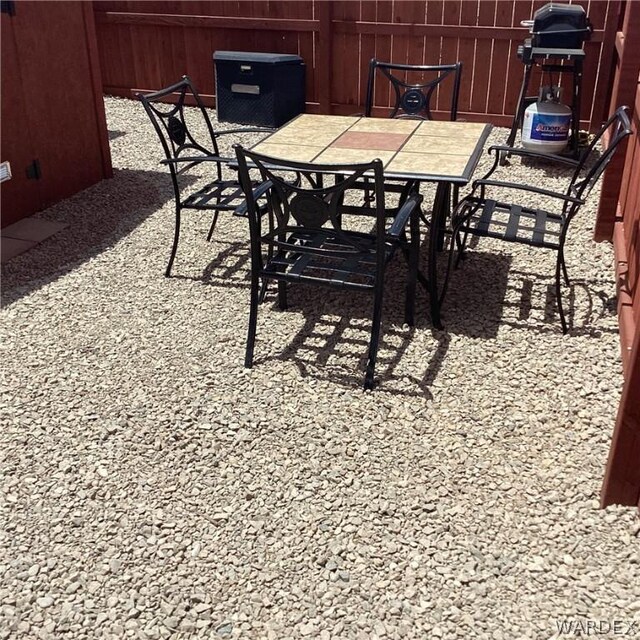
[[214, 51, 305, 128], [531, 3, 592, 49]]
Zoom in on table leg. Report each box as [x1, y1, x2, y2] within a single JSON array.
[[436, 182, 451, 251], [428, 182, 448, 330]]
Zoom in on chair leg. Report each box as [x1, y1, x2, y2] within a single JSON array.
[[258, 281, 269, 304], [559, 247, 570, 286], [437, 183, 451, 252], [439, 226, 462, 311], [165, 206, 182, 277], [364, 284, 385, 390], [404, 210, 419, 326], [245, 275, 261, 368], [206, 211, 219, 242], [277, 280, 288, 310], [455, 230, 469, 268], [452, 185, 460, 209], [555, 254, 568, 334]]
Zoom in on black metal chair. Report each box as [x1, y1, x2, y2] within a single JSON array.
[[443, 106, 632, 333], [138, 76, 270, 277], [364, 59, 463, 121], [359, 59, 464, 226], [234, 147, 423, 390]]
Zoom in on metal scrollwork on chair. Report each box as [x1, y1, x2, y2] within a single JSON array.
[[365, 59, 463, 121], [138, 76, 272, 277]]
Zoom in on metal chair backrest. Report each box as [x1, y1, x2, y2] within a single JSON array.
[[235, 148, 387, 277], [568, 105, 632, 202], [137, 76, 222, 191], [364, 59, 463, 121]]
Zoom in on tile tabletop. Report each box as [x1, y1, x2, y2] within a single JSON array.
[[251, 114, 492, 183]]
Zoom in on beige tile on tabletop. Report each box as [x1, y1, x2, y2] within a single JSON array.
[[265, 127, 344, 147], [415, 121, 487, 138], [350, 118, 420, 134], [284, 114, 358, 130], [386, 152, 470, 176], [401, 134, 481, 155], [314, 147, 395, 165], [251, 142, 324, 163]]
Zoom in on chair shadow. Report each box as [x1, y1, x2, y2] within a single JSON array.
[[247, 258, 450, 398], [436, 250, 513, 338], [442, 253, 618, 338], [1, 168, 190, 307], [183, 243, 614, 395], [507, 269, 618, 337], [171, 240, 252, 290]]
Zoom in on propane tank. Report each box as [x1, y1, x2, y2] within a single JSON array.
[[522, 86, 572, 154]]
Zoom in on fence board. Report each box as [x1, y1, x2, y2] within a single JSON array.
[[489, 1, 513, 117], [457, 0, 477, 115], [373, 0, 393, 110], [470, 0, 495, 115], [360, 1, 377, 106]]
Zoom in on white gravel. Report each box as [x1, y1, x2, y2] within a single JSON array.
[[1, 96, 639, 640]]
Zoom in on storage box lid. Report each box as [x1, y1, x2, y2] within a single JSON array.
[[214, 51, 303, 64]]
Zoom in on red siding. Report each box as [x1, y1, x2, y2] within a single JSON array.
[[1, 2, 112, 227]]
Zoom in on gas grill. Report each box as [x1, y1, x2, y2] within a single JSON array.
[[523, 3, 592, 50], [504, 3, 593, 160]]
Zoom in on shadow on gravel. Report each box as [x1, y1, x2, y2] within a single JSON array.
[[444, 256, 618, 338], [438, 251, 512, 339], [1, 168, 184, 307], [171, 240, 252, 289], [247, 260, 446, 397], [497, 267, 618, 337]]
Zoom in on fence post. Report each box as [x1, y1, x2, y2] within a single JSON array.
[[601, 327, 640, 507], [317, 0, 333, 114], [590, 0, 621, 132], [594, 0, 640, 241]]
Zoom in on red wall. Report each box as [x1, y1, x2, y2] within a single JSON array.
[[1, 2, 112, 227]]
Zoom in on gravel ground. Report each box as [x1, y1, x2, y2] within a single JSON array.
[[1, 97, 639, 640]]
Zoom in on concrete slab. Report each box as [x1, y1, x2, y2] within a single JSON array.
[[2, 218, 67, 243], [1, 237, 37, 263]]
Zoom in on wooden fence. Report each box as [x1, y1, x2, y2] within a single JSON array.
[[598, 0, 640, 509], [94, 0, 619, 129]]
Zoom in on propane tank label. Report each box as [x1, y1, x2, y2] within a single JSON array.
[[529, 113, 571, 141]]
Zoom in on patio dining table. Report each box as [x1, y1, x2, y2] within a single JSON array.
[[244, 114, 492, 327]]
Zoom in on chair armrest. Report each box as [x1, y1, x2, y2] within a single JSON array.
[[216, 127, 273, 137], [233, 180, 273, 217], [472, 179, 585, 205], [160, 155, 232, 165], [488, 145, 580, 167], [387, 193, 422, 238]]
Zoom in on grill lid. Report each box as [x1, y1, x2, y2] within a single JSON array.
[[525, 3, 592, 49]]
